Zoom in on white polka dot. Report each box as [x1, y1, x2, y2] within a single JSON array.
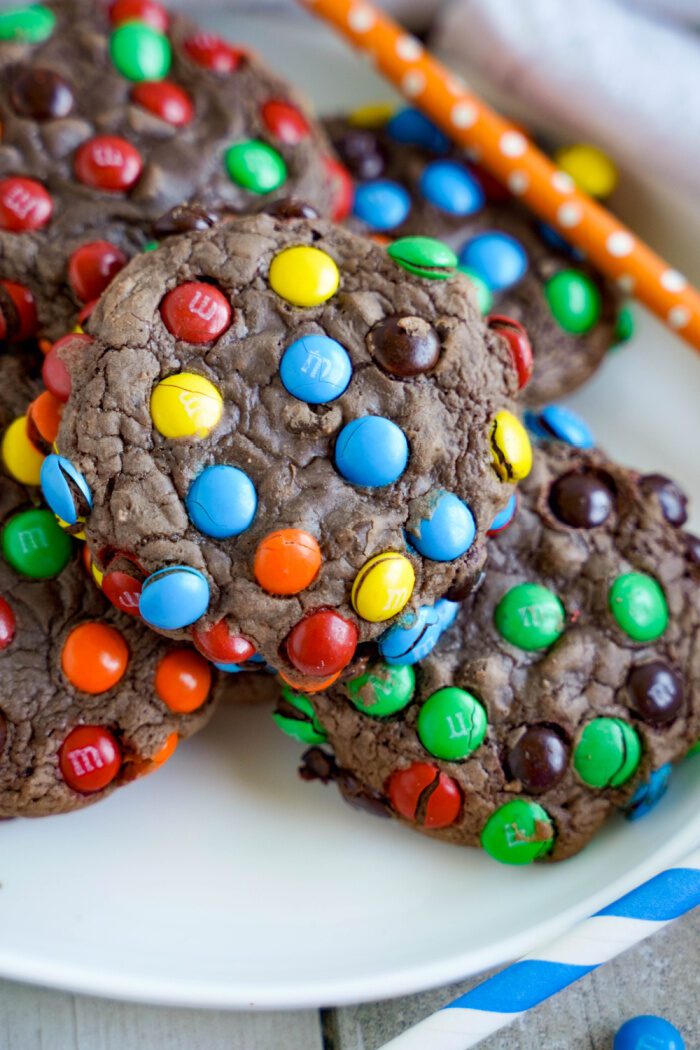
[[557, 202, 582, 228], [396, 34, 422, 61], [499, 131, 527, 158], [507, 170, 530, 195], [348, 5, 374, 31], [617, 274, 635, 293], [552, 171, 575, 194], [606, 231, 634, 258], [668, 305, 690, 329], [402, 70, 426, 97], [661, 269, 687, 292], [451, 100, 478, 129]]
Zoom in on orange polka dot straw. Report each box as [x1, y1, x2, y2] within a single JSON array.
[[301, 0, 700, 354]]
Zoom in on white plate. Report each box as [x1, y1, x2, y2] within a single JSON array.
[[1, 10, 699, 1011]]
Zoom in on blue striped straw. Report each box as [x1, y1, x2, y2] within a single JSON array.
[[380, 848, 700, 1050]]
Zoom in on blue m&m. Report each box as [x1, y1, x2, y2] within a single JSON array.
[[625, 764, 672, 822], [458, 232, 528, 292], [139, 565, 210, 630], [525, 404, 595, 449], [352, 180, 411, 231], [419, 161, 484, 216], [40, 453, 92, 527], [280, 334, 352, 404], [335, 416, 409, 487], [407, 492, 476, 561], [379, 597, 459, 665], [614, 1016, 685, 1050], [186, 465, 257, 539], [488, 492, 518, 535], [385, 107, 450, 153]]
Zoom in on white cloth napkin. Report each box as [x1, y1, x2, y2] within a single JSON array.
[[431, 0, 700, 197]]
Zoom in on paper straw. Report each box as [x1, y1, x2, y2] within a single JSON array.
[[301, 0, 700, 355], [377, 848, 700, 1050]]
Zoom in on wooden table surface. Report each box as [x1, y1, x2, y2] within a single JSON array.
[[2, 908, 697, 1050]]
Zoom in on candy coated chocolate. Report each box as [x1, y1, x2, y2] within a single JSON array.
[[614, 1015, 685, 1050], [367, 315, 441, 377]]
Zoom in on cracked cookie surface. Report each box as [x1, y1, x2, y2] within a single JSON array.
[[56, 213, 525, 688], [0, 0, 337, 344], [293, 441, 700, 862]]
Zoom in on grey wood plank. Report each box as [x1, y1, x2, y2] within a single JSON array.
[[327, 908, 700, 1050], [0, 983, 324, 1050]]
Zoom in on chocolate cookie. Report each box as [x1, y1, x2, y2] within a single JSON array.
[[0, 354, 220, 817], [53, 212, 529, 689], [0, 0, 339, 344], [284, 441, 699, 862], [327, 108, 628, 406]]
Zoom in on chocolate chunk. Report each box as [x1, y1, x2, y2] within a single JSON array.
[[152, 204, 221, 238], [262, 197, 320, 220], [626, 662, 683, 725], [640, 473, 688, 527], [507, 724, 570, 793], [333, 129, 385, 180], [10, 67, 74, 120], [548, 470, 614, 528], [367, 315, 441, 377]]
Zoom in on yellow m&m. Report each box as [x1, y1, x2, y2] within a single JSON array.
[[2, 415, 44, 485], [554, 144, 618, 200], [351, 552, 415, 623], [348, 101, 395, 128], [490, 410, 532, 482], [150, 372, 223, 440], [269, 246, 340, 308]]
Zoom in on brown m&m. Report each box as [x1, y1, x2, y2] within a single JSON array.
[[507, 725, 570, 793], [10, 67, 74, 120], [548, 470, 615, 528], [367, 315, 441, 377], [626, 662, 683, 725]]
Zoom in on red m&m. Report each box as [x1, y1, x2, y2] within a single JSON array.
[[184, 33, 245, 73], [68, 241, 127, 302], [42, 332, 94, 402], [109, 0, 169, 31], [102, 558, 144, 617], [387, 762, 462, 829], [488, 314, 534, 390], [324, 156, 353, 223], [286, 609, 358, 677], [0, 596, 16, 651], [192, 619, 256, 664], [0, 280, 38, 341], [0, 177, 53, 232], [74, 136, 143, 193], [131, 81, 194, 126], [59, 726, 122, 794], [62, 622, 130, 694], [261, 100, 310, 144], [160, 282, 231, 343]]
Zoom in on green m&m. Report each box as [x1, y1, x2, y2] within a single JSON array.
[[574, 717, 641, 788], [0, 4, 55, 42], [346, 662, 415, 718], [613, 304, 635, 347], [272, 686, 327, 745], [387, 237, 457, 280], [2, 508, 72, 579], [495, 582, 565, 651], [481, 799, 554, 865], [688, 740, 700, 757], [545, 269, 602, 334], [458, 266, 493, 314], [609, 572, 668, 642], [417, 687, 487, 761], [225, 141, 287, 194], [110, 23, 172, 82]]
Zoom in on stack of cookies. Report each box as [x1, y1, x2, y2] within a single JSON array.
[[0, 0, 697, 864]]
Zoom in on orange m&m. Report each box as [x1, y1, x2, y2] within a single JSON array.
[[254, 529, 322, 595], [61, 622, 129, 694], [155, 649, 212, 713]]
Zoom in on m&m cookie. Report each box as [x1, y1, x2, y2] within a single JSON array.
[[282, 440, 700, 863], [0, 0, 338, 343], [55, 213, 526, 687], [327, 109, 626, 406], [0, 353, 221, 817]]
